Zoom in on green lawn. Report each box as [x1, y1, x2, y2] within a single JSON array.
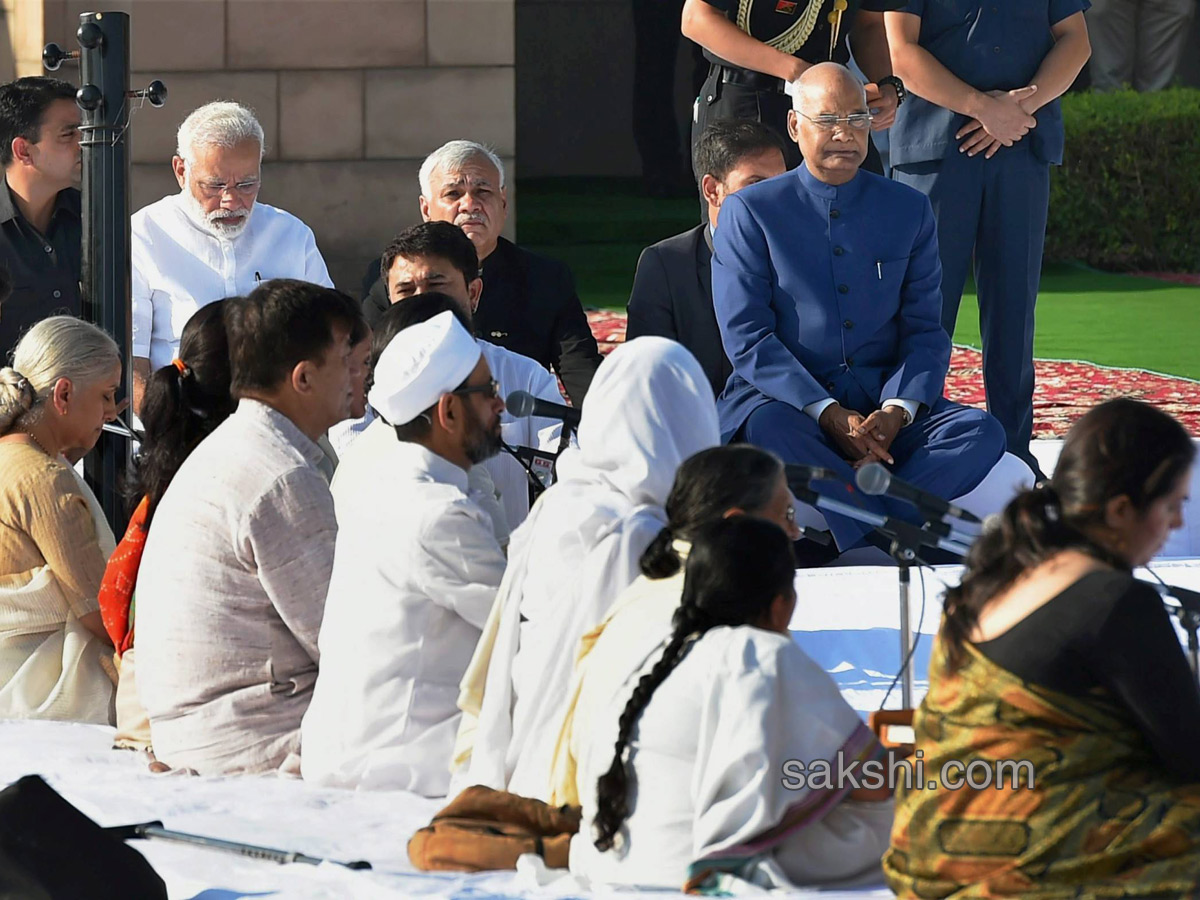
[[519, 179, 1200, 381]]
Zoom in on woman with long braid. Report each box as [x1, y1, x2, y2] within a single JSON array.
[[571, 516, 893, 892], [549, 444, 800, 805]]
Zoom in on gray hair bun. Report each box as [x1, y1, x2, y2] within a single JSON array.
[[0, 368, 36, 434]]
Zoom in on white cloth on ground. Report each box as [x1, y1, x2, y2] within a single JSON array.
[[456, 336, 719, 801], [302, 425, 506, 795], [134, 399, 336, 774], [131, 194, 332, 370], [569, 625, 893, 892]]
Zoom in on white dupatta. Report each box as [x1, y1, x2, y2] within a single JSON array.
[[455, 337, 719, 800]]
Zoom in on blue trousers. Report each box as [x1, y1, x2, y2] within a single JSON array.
[[892, 146, 1050, 474], [737, 397, 1005, 550]]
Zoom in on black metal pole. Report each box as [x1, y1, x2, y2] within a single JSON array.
[[76, 12, 131, 534]]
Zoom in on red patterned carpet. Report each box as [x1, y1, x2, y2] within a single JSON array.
[[586, 310, 1200, 438]]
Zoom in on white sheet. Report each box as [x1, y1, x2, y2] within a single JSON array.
[[0, 719, 894, 899]]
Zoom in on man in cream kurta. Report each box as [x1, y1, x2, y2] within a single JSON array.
[[302, 311, 507, 796]]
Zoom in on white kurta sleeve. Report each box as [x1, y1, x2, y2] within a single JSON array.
[[131, 246, 154, 360], [416, 501, 506, 631], [467, 464, 511, 547], [300, 225, 334, 288]]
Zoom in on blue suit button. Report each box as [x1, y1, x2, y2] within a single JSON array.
[[833, 246, 844, 256], [846, 357, 854, 367], [830, 209, 840, 219], [838, 284, 849, 294], [993, 46, 1001, 53], [843, 319, 853, 329]]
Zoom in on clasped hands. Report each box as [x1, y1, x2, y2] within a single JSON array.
[[956, 84, 1038, 159], [819, 403, 907, 469], [863, 81, 898, 130]]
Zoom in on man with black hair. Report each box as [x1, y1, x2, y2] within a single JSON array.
[[135, 279, 366, 776], [0, 77, 81, 358], [339, 222, 563, 529], [627, 119, 786, 397]]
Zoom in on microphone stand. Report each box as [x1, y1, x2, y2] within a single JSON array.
[[104, 820, 371, 870], [1145, 578, 1200, 690], [788, 479, 972, 708]]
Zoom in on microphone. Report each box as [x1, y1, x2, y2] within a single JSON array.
[[855, 462, 982, 525], [505, 390, 581, 429], [784, 463, 841, 485]]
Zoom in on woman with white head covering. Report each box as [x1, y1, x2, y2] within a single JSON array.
[[454, 336, 719, 801]]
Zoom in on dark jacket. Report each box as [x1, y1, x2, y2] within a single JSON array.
[[0, 180, 81, 359], [625, 224, 730, 397], [361, 236, 602, 405]]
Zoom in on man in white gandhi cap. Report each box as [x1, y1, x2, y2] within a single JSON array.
[[301, 310, 509, 796]]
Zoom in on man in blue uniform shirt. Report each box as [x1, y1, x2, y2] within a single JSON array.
[[885, 2, 1091, 476], [713, 62, 1005, 552]]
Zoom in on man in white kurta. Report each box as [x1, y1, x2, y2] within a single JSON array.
[[335, 222, 562, 529], [301, 311, 507, 796], [130, 101, 331, 414]]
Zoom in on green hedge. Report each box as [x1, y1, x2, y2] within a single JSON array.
[[1047, 88, 1200, 272]]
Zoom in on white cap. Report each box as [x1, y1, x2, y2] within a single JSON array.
[[368, 310, 482, 425]]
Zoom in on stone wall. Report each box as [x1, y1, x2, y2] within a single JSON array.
[[4, 0, 515, 291]]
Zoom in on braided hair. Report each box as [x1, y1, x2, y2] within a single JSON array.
[[131, 300, 237, 526], [942, 398, 1195, 670], [592, 515, 796, 852], [639, 444, 784, 579]]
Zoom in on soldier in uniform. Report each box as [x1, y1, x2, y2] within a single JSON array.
[[682, 0, 907, 173], [885, 0, 1091, 475]]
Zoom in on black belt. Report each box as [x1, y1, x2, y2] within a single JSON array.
[[716, 65, 786, 93]]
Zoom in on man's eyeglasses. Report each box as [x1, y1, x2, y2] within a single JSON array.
[[797, 111, 873, 131], [453, 378, 501, 400], [195, 179, 261, 199]]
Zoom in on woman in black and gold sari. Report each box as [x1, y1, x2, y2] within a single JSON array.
[[886, 398, 1200, 898]]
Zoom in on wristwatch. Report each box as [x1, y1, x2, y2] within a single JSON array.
[[878, 75, 906, 107], [887, 404, 914, 427]]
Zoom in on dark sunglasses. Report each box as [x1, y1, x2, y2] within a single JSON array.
[[452, 378, 501, 400]]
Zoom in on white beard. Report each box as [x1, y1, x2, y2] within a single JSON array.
[[180, 182, 253, 241]]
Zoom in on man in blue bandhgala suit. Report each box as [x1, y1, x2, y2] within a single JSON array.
[[712, 62, 1005, 552]]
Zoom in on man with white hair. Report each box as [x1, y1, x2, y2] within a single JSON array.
[[713, 63, 1006, 556], [360, 140, 602, 405], [130, 101, 333, 414]]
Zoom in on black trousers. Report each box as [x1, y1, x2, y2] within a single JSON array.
[[632, 0, 707, 182], [691, 66, 884, 176]]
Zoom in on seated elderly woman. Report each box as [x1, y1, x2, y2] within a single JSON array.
[[548, 443, 801, 805], [99, 300, 235, 748], [571, 515, 894, 892], [0, 316, 121, 723], [886, 398, 1200, 897]]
